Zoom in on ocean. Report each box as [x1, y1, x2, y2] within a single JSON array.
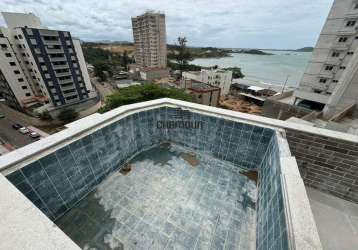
[[190, 50, 312, 88]]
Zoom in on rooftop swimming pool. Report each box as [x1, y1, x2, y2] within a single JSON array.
[[0, 99, 322, 250], [56, 144, 257, 249]]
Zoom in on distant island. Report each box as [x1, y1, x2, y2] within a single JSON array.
[[228, 49, 274, 55], [295, 47, 314, 52], [167, 46, 232, 60]]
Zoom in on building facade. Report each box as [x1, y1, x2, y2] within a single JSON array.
[[181, 79, 220, 106], [0, 12, 94, 112], [131, 11, 167, 68], [182, 69, 232, 95], [294, 0, 358, 118]]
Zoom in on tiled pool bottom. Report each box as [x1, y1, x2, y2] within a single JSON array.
[[55, 144, 257, 250]]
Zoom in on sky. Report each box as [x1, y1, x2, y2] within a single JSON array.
[[0, 0, 334, 49]]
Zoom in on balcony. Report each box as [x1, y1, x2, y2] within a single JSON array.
[[45, 48, 64, 54], [49, 56, 67, 62], [55, 71, 71, 78], [52, 64, 69, 70], [59, 78, 73, 84], [39, 30, 59, 36], [60, 84, 76, 91], [42, 39, 61, 46]]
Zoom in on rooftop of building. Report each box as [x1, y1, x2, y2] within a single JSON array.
[[1, 98, 358, 249]]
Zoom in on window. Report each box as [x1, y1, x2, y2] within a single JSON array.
[[319, 78, 327, 83], [5, 53, 11, 57], [332, 52, 340, 57], [13, 70, 20, 74], [348, 51, 354, 55], [18, 34, 23, 39], [340, 66, 346, 69], [325, 65, 334, 71], [314, 89, 322, 94], [346, 20, 357, 27], [338, 37, 348, 43], [9, 62, 16, 66], [333, 80, 339, 83], [0, 44, 7, 48], [21, 86, 28, 89], [18, 78, 24, 82], [25, 93, 31, 97]]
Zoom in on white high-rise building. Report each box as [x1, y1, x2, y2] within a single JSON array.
[[294, 0, 358, 118], [182, 69, 233, 95], [131, 11, 167, 68], [0, 12, 94, 112]]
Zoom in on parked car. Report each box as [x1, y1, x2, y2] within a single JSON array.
[[12, 123, 23, 130], [29, 132, 40, 139], [19, 127, 30, 134], [0, 113, 5, 118]]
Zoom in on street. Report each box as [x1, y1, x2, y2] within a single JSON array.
[[0, 107, 36, 149]]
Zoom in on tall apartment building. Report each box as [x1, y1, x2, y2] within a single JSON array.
[[294, 0, 358, 118], [0, 12, 94, 112], [131, 11, 167, 68], [182, 69, 233, 95]]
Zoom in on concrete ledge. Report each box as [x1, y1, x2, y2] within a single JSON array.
[[280, 157, 322, 250], [0, 174, 80, 250]]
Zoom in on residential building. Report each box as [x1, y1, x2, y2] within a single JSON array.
[[294, 0, 358, 118], [181, 78, 220, 106], [131, 11, 167, 68], [128, 64, 169, 81], [0, 12, 95, 112], [182, 69, 232, 95]]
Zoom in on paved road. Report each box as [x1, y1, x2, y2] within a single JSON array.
[[0, 107, 35, 149]]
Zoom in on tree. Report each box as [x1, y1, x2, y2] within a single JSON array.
[[99, 84, 193, 113], [93, 62, 111, 82], [223, 67, 245, 79], [58, 109, 79, 123], [39, 110, 53, 121], [174, 37, 193, 70], [122, 50, 130, 70]]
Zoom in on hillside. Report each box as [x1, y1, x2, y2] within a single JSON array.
[[295, 47, 314, 52]]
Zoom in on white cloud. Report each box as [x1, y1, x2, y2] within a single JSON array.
[[0, 0, 334, 49]]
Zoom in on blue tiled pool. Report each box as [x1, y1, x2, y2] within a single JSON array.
[[5, 106, 289, 250], [56, 144, 257, 249]]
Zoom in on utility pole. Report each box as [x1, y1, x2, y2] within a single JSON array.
[[281, 75, 289, 94]]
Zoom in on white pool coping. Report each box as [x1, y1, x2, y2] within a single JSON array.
[[276, 131, 322, 250], [0, 174, 80, 250], [0, 98, 346, 249]]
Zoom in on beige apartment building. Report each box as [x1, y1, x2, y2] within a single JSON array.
[[294, 0, 358, 118], [131, 11, 167, 68]]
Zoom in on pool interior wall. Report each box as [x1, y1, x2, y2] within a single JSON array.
[[5, 107, 289, 249]]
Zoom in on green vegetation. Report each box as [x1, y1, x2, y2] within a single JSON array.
[[223, 67, 245, 78], [82, 46, 134, 81], [167, 60, 202, 72], [99, 84, 193, 113], [39, 110, 53, 121], [295, 47, 314, 52], [169, 37, 193, 70], [230, 49, 273, 55], [168, 42, 230, 60], [57, 109, 79, 123]]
